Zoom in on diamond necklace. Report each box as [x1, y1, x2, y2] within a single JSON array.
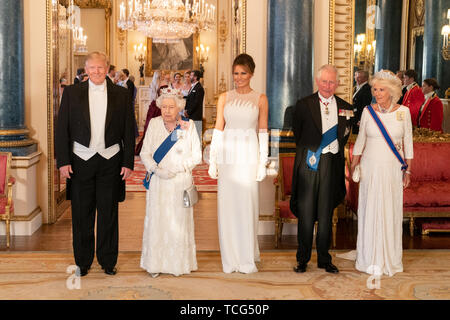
[[379, 103, 394, 113]]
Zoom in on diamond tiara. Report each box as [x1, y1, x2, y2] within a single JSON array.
[[159, 87, 183, 98], [373, 70, 402, 86]]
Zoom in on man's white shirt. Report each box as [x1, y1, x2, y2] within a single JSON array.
[[318, 92, 339, 154], [73, 80, 120, 161]]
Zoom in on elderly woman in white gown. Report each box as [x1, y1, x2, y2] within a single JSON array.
[[350, 70, 413, 277], [140, 87, 202, 277]]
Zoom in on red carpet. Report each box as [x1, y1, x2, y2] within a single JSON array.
[[127, 156, 217, 192]]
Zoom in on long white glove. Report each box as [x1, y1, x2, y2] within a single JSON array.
[[208, 129, 224, 179], [256, 132, 269, 182], [154, 168, 176, 179]]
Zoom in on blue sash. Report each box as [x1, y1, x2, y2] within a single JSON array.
[[366, 105, 408, 170], [306, 124, 338, 171], [142, 116, 188, 189]]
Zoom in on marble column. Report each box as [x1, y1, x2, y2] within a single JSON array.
[[423, 0, 450, 97], [0, 0, 37, 156], [374, 0, 402, 73], [266, 0, 314, 130]]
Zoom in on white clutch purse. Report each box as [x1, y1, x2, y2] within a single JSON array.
[[183, 184, 198, 208], [352, 164, 360, 183]]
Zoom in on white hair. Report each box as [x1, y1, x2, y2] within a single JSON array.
[[316, 64, 340, 83], [156, 88, 186, 110], [370, 70, 403, 104]]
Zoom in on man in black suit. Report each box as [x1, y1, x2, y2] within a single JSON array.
[[290, 65, 354, 274], [122, 68, 136, 99], [352, 70, 372, 134], [56, 52, 135, 277], [73, 68, 85, 84], [185, 70, 205, 140]]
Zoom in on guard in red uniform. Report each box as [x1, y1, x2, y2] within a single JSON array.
[[418, 78, 444, 132], [402, 69, 425, 126]]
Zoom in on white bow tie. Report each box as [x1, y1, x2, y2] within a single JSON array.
[[89, 80, 106, 92]]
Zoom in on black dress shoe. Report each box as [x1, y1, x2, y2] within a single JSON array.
[[293, 263, 307, 273], [318, 262, 339, 273], [76, 266, 90, 277], [103, 267, 117, 275]]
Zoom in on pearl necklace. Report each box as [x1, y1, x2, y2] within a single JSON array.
[[378, 103, 394, 113]]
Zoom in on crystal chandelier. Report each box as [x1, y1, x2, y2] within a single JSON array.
[[118, 0, 216, 43]]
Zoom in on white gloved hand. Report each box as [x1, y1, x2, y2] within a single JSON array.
[[208, 129, 224, 179], [256, 131, 269, 182], [154, 168, 176, 179]]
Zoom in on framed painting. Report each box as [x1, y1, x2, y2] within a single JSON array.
[[145, 33, 199, 77]]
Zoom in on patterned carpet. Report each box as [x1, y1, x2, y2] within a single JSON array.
[[0, 250, 449, 300], [126, 156, 217, 192]]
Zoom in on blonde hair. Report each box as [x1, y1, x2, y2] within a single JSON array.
[[85, 51, 110, 67], [370, 70, 403, 105]]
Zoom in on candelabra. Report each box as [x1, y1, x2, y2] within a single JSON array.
[[134, 43, 147, 85], [442, 9, 450, 60], [195, 43, 209, 77], [354, 33, 375, 73], [73, 27, 87, 54]]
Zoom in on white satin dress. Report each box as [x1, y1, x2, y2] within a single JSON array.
[[217, 89, 262, 274]]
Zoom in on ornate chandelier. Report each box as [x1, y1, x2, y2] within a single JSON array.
[[118, 0, 216, 43]]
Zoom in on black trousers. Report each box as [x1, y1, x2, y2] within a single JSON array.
[[70, 152, 121, 269], [294, 151, 339, 265]]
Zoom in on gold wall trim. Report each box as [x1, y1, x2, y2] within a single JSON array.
[[11, 207, 41, 222], [0, 139, 37, 148], [270, 130, 294, 137], [47, 0, 56, 224], [328, 0, 353, 103], [0, 129, 30, 136], [242, 0, 247, 53]]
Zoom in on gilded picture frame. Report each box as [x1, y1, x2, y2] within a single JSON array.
[[145, 33, 200, 77]]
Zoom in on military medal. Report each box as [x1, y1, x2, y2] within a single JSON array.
[[396, 111, 404, 121], [319, 97, 330, 115], [309, 154, 317, 166]]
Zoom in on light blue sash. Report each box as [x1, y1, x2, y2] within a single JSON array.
[[306, 124, 338, 171], [366, 105, 408, 170]]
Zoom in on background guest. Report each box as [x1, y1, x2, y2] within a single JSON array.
[[418, 78, 444, 132], [352, 70, 372, 134], [73, 68, 85, 84], [402, 69, 425, 126], [181, 71, 192, 97], [107, 65, 117, 84], [172, 72, 183, 90], [135, 71, 164, 155], [185, 70, 204, 140]]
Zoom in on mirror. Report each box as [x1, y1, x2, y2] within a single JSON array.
[[353, 0, 377, 78], [47, 0, 110, 223]]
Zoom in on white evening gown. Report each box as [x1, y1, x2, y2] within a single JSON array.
[[217, 89, 261, 273], [352, 106, 413, 277], [139, 116, 202, 276]]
